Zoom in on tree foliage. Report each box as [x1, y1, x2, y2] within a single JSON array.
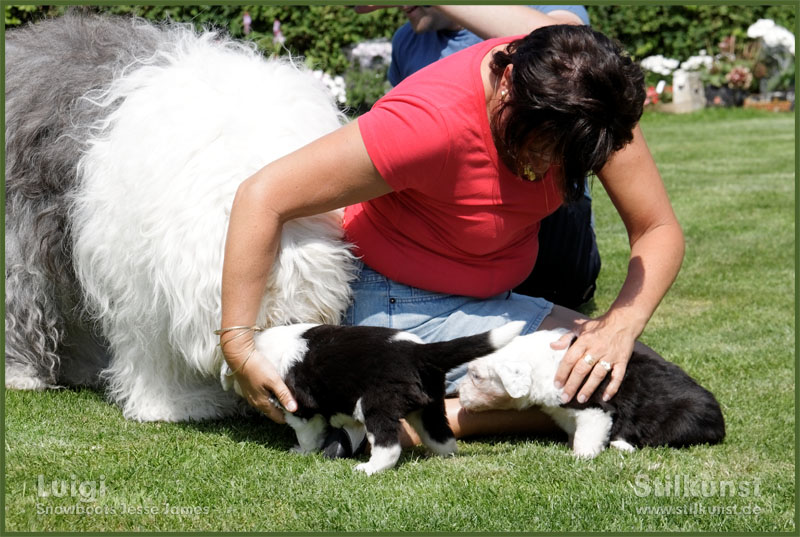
[[4, 4, 405, 74]]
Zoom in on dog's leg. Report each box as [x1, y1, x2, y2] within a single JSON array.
[[285, 413, 328, 454], [5, 232, 63, 390], [570, 408, 613, 459], [356, 436, 402, 476], [102, 332, 241, 422], [405, 402, 457, 457], [355, 407, 403, 475], [541, 406, 578, 445]]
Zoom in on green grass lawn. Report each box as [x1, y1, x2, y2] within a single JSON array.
[[4, 107, 795, 532]]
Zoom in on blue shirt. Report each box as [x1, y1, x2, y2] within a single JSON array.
[[388, 5, 590, 86]]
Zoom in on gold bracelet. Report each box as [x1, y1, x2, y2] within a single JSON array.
[[218, 329, 256, 352], [214, 325, 264, 336], [215, 325, 264, 350], [224, 347, 256, 377]]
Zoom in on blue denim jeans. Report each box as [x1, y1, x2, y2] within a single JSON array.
[[343, 261, 554, 394]]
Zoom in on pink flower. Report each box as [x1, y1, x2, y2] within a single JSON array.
[[726, 66, 753, 89], [645, 86, 660, 106]]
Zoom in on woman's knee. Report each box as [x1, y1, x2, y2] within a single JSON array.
[[537, 304, 588, 332]]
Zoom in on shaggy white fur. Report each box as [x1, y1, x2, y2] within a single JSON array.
[[69, 27, 356, 421], [459, 329, 572, 412]]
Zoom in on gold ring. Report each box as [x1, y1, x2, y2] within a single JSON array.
[[599, 360, 612, 372], [582, 354, 595, 366]]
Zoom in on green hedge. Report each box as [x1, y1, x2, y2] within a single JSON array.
[[7, 5, 795, 70], [5, 4, 795, 110], [4, 5, 405, 74], [587, 4, 796, 61]]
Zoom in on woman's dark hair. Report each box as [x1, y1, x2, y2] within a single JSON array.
[[490, 25, 646, 201]]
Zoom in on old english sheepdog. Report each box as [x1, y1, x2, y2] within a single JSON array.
[[5, 14, 356, 422]]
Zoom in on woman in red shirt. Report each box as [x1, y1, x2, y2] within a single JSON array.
[[218, 25, 685, 441]]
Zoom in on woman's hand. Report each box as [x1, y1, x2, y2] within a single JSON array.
[[222, 335, 297, 423], [548, 124, 684, 404], [551, 314, 636, 403], [219, 120, 390, 422]]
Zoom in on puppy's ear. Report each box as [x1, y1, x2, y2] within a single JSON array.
[[495, 360, 533, 399]]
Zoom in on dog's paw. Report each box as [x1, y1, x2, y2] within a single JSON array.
[[291, 445, 316, 455], [572, 441, 606, 459], [570, 408, 612, 459], [610, 439, 636, 453], [354, 444, 401, 475], [354, 462, 385, 476]]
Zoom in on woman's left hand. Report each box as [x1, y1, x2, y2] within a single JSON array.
[[549, 125, 685, 404], [551, 315, 637, 403]]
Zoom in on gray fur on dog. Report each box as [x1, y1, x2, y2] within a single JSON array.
[[6, 14, 357, 423], [5, 14, 179, 388]]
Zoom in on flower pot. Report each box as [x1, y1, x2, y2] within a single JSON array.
[[705, 85, 747, 107]]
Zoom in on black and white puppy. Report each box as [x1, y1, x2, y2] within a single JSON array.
[[221, 321, 525, 474], [459, 329, 725, 458]]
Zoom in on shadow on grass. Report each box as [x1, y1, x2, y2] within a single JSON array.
[[50, 384, 297, 451], [461, 429, 569, 451], [50, 380, 573, 468], [577, 297, 599, 317], [181, 413, 295, 446]]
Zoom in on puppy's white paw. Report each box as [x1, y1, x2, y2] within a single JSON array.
[[354, 462, 384, 476], [572, 439, 606, 459], [571, 408, 612, 459], [354, 444, 401, 475], [610, 439, 636, 452], [572, 434, 606, 459], [291, 444, 315, 455]]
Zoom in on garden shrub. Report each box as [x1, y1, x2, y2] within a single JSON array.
[[4, 4, 405, 73], [5, 4, 795, 110], [587, 4, 795, 61]]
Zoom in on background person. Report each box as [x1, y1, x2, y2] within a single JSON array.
[[381, 5, 589, 86]]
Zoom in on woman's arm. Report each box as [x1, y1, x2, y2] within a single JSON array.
[[221, 120, 391, 422], [432, 5, 584, 39], [553, 125, 685, 403]]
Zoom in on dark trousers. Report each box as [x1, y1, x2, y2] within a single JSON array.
[[513, 196, 600, 309]]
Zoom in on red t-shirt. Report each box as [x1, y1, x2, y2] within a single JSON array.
[[344, 36, 563, 298]]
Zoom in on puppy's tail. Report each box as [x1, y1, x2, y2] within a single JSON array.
[[416, 321, 525, 373]]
